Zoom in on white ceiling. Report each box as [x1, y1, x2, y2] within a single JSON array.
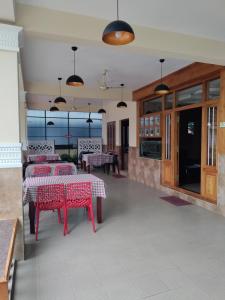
[[17, 0, 225, 42], [27, 93, 104, 110], [21, 36, 190, 91]]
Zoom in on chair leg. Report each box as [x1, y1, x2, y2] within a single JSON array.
[[107, 163, 110, 175], [88, 205, 96, 233], [63, 207, 67, 235], [35, 208, 40, 241], [87, 206, 91, 221], [57, 209, 62, 224]]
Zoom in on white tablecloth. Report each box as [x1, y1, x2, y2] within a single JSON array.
[[82, 153, 113, 167]]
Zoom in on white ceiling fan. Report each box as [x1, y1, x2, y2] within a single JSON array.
[[99, 69, 121, 91]]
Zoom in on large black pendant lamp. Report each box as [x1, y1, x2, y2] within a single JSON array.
[[117, 83, 127, 108], [54, 77, 66, 104], [86, 103, 93, 123], [102, 0, 135, 46], [154, 59, 170, 95], [66, 46, 84, 87]]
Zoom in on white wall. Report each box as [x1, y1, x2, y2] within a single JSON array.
[[0, 50, 20, 143], [102, 100, 137, 147]]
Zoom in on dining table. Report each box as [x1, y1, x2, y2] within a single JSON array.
[[27, 153, 61, 163], [82, 153, 114, 173], [24, 162, 77, 178], [23, 174, 106, 234]]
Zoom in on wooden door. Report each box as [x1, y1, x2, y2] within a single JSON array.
[[107, 121, 116, 151], [201, 105, 217, 202], [162, 112, 175, 186], [121, 119, 129, 170]]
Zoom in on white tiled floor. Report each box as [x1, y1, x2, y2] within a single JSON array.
[[15, 171, 225, 299]]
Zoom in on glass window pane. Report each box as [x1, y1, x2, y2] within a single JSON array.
[[165, 94, 173, 110], [207, 78, 220, 100], [27, 110, 45, 117], [91, 129, 102, 137], [69, 112, 89, 119], [91, 113, 102, 120], [28, 127, 45, 137], [207, 107, 217, 166], [47, 137, 68, 145], [69, 137, 78, 147], [46, 111, 68, 118], [69, 128, 90, 137], [27, 136, 46, 141], [69, 118, 89, 128], [140, 140, 162, 159], [46, 118, 68, 127], [27, 117, 45, 127], [91, 119, 102, 129], [143, 97, 162, 114], [176, 84, 202, 107], [165, 114, 171, 160], [46, 127, 68, 137]]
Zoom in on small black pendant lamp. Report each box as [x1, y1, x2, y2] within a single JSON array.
[[154, 59, 170, 95], [98, 108, 106, 113], [47, 121, 54, 126], [102, 0, 135, 46], [86, 103, 93, 123], [117, 83, 127, 108], [50, 106, 59, 111], [66, 46, 84, 87], [54, 77, 66, 104], [98, 100, 106, 114]]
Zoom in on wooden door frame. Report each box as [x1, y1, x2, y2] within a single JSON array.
[[120, 118, 129, 170]]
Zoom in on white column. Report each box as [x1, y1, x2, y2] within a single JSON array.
[[0, 23, 25, 259]]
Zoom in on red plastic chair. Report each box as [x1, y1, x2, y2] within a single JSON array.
[[32, 166, 52, 177], [54, 164, 73, 176], [64, 182, 95, 235], [35, 155, 47, 163], [35, 184, 66, 241]]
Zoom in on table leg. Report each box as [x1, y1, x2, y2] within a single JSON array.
[[29, 201, 35, 234], [97, 197, 103, 223], [117, 161, 120, 175], [87, 165, 90, 174]]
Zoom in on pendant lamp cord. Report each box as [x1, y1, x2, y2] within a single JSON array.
[[59, 79, 61, 96], [74, 50, 76, 75], [88, 103, 91, 118], [117, 0, 119, 20], [160, 61, 162, 83]]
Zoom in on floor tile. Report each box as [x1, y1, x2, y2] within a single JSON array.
[[14, 170, 225, 300]]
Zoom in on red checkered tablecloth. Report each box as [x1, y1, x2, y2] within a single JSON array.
[[82, 153, 113, 167], [27, 154, 61, 162], [23, 174, 106, 204], [25, 163, 77, 178]]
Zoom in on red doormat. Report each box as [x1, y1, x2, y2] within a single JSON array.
[[113, 174, 127, 178], [160, 196, 192, 206]]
